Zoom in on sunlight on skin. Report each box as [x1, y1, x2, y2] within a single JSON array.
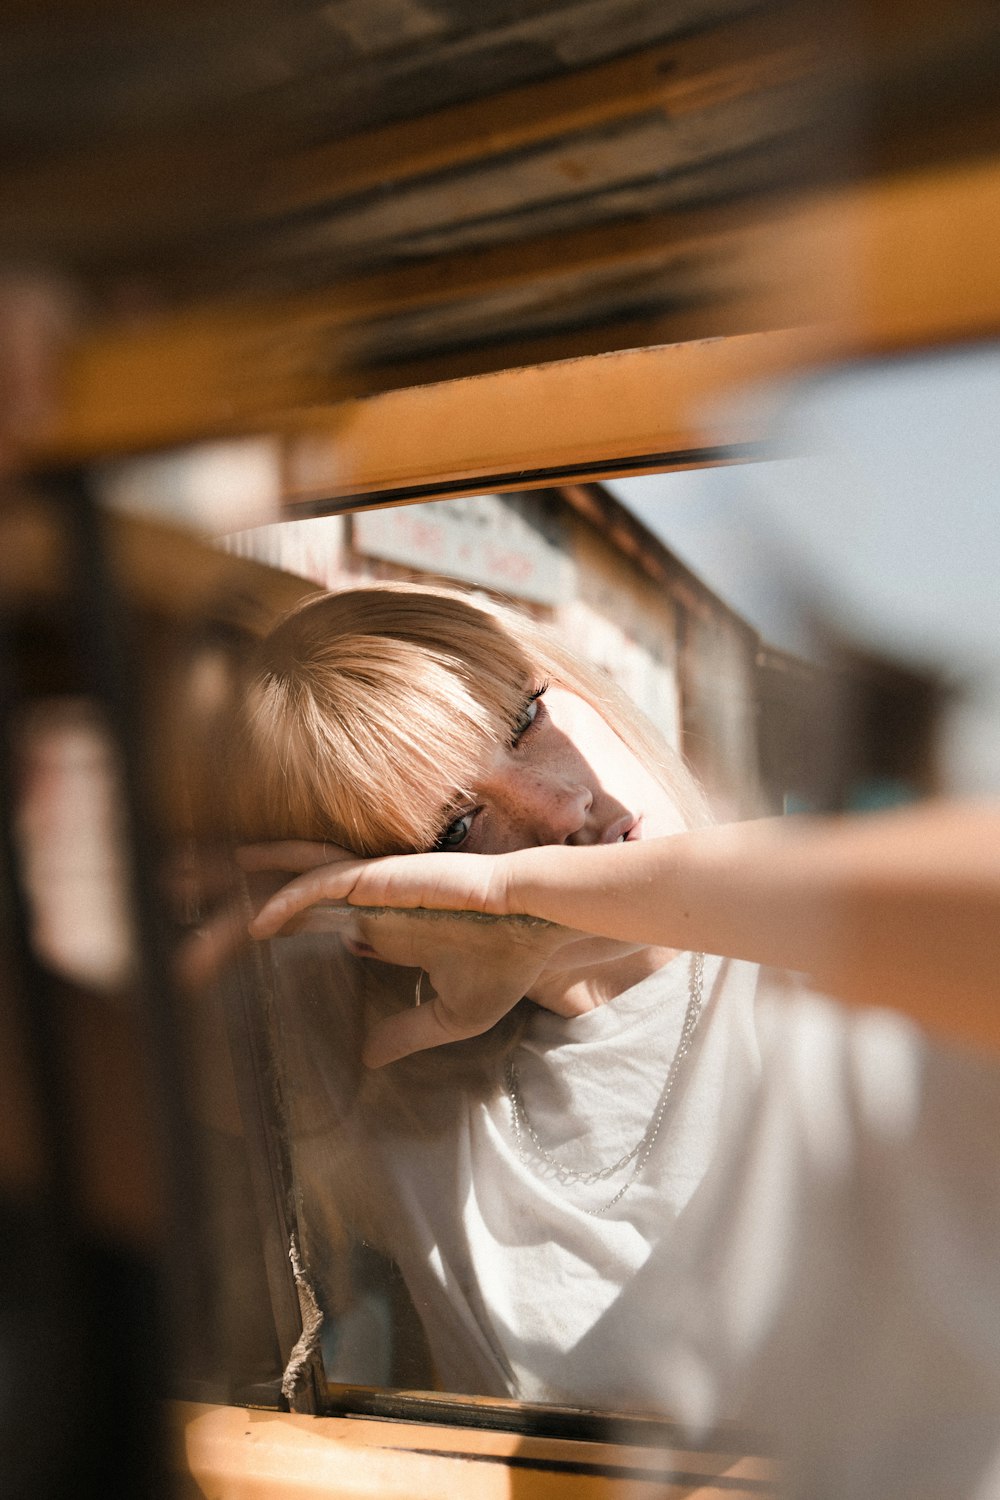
[[243, 800, 1000, 1061]]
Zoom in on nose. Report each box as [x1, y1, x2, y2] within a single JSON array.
[[491, 766, 593, 847]]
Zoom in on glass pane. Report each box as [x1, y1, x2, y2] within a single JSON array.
[[221, 479, 816, 1415], [214, 350, 1000, 1499]]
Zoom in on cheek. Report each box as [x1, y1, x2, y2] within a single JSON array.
[[472, 810, 538, 855], [471, 771, 561, 852]]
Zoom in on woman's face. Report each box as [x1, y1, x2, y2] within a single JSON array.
[[341, 680, 685, 1008], [432, 683, 687, 856], [427, 683, 687, 1008]]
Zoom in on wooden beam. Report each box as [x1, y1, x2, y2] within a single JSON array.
[[331, 154, 1000, 474], [15, 201, 788, 463], [350, 298, 785, 395], [173, 1399, 778, 1499], [816, 155, 1000, 353], [22, 153, 1000, 467], [282, 333, 808, 509], [265, 9, 817, 214], [34, 302, 357, 461], [331, 201, 766, 322], [284, 143, 1000, 503]]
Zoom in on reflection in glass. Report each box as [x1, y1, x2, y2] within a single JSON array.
[[216, 420, 1000, 1499]]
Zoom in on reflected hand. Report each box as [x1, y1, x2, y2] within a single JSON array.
[[169, 846, 292, 990], [240, 840, 579, 1067]]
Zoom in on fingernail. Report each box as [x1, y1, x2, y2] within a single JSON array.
[[343, 937, 374, 958]]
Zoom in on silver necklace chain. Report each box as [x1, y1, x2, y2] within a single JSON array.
[[503, 952, 705, 1217]]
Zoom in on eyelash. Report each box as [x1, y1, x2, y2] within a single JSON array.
[[432, 684, 549, 851], [510, 681, 548, 747]]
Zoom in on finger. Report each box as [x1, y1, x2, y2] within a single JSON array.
[[362, 995, 487, 1069], [175, 897, 251, 989], [348, 851, 501, 915], [346, 912, 431, 969], [180, 880, 349, 983], [165, 846, 235, 901], [237, 840, 354, 873], [248, 861, 372, 936]]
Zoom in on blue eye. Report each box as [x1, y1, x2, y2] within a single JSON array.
[[434, 810, 475, 850], [511, 684, 547, 746]]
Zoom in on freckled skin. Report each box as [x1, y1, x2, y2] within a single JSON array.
[[440, 686, 686, 855]]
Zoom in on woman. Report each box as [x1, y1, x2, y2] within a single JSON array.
[[238, 580, 732, 1398], [241, 581, 1000, 1496]]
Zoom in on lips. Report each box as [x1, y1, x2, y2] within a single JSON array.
[[600, 813, 641, 844]]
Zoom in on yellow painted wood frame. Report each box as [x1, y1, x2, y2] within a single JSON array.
[[24, 155, 1000, 474], [173, 1401, 778, 1500], [283, 332, 802, 509]]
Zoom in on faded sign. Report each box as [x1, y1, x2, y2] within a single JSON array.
[[352, 493, 574, 605]]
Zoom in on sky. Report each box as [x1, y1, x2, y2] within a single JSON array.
[[608, 345, 1000, 793]]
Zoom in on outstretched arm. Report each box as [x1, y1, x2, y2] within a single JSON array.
[[506, 803, 1000, 1051], [246, 800, 1000, 1054]]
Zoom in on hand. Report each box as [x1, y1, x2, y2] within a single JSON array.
[[240, 839, 513, 927], [239, 840, 580, 1067], [168, 845, 286, 990]]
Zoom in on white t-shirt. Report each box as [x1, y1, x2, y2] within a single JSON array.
[[365, 952, 1000, 1497]]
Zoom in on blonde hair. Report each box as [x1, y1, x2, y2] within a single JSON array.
[[238, 580, 709, 852]]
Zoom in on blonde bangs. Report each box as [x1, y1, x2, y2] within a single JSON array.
[[239, 586, 535, 854]]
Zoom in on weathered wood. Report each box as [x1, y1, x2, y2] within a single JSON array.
[[267, 9, 817, 213], [173, 1399, 780, 1499], [0, 0, 772, 263], [323, 129, 814, 269], [255, 81, 818, 270], [352, 301, 782, 391], [0, 498, 309, 628], [278, 0, 767, 138], [330, 201, 769, 320], [22, 144, 1000, 465]]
